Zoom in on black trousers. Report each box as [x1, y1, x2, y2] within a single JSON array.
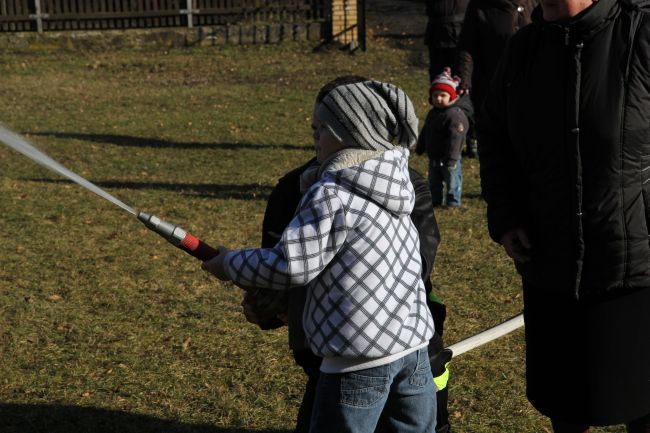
[[523, 282, 650, 425]]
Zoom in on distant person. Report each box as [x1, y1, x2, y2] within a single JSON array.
[[456, 0, 537, 158], [478, 0, 650, 430], [204, 80, 437, 433], [242, 75, 452, 433], [424, 0, 470, 82], [415, 67, 472, 209]]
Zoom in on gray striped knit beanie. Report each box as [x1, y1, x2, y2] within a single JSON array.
[[315, 80, 419, 151]]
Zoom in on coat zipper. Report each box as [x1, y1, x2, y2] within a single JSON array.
[[566, 26, 585, 298]]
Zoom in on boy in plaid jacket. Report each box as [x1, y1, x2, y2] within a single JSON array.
[[203, 81, 437, 433]]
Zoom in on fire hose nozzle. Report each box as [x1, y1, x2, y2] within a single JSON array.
[[138, 211, 219, 261]]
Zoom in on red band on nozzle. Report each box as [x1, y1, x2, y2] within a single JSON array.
[[138, 211, 219, 261], [181, 233, 200, 252]]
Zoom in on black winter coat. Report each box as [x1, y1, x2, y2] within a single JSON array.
[[479, 0, 650, 298], [457, 0, 537, 110], [416, 95, 473, 162], [425, 0, 471, 49]]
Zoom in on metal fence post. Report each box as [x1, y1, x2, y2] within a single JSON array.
[[180, 0, 199, 28], [29, 0, 49, 33], [358, 0, 366, 51]]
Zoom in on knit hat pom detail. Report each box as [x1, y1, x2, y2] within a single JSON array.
[[429, 67, 461, 104]]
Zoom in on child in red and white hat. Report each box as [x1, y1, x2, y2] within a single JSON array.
[[416, 67, 473, 208], [428, 66, 461, 107]]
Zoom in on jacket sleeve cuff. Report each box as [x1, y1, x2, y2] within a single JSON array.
[[487, 208, 524, 244], [223, 250, 239, 281], [258, 317, 286, 330]]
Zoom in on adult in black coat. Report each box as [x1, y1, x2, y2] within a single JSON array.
[[425, 0, 471, 82], [478, 0, 650, 430], [456, 0, 537, 112]]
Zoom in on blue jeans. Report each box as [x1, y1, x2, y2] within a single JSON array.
[[309, 348, 437, 433], [428, 159, 462, 207]]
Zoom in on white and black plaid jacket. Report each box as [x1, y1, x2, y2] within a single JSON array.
[[225, 148, 435, 358]]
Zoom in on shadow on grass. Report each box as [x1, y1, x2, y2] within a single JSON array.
[[375, 32, 424, 40], [463, 192, 484, 200], [29, 132, 308, 151], [0, 403, 291, 433], [26, 179, 273, 201]]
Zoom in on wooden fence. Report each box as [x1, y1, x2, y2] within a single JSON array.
[[0, 0, 326, 32]]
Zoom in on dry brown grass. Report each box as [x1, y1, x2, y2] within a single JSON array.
[[0, 41, 626, 433]]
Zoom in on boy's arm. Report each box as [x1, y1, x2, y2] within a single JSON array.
[[408, 168, 440, 278], [415, 111, 432, 155], [415, 129, 426, 155], [224, 185, 348, 290]]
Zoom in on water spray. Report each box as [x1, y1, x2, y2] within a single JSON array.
[[0, 125, 219, 262], [0, 126, 137, 215]]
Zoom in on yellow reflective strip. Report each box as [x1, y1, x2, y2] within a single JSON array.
[[433, 363, 450, 390]]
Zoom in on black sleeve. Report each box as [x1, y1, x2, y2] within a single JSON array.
[[456, 0, 478, 88], [258, 317, 285, 330], [408, 168, 441, 280], [261, 158, 317, 248], [477, 40, 527, 243], [416, 111, 433, 156], [255, 158, 317, 330]]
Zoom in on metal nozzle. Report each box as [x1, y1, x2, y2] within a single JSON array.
[[137, 211, 153, 226], [137, 211, 187, 247]]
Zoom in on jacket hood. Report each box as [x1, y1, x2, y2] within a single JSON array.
[[321, 147, 415, 217], [450, 94, 475, 118]]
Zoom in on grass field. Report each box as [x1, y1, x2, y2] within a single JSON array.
[[0, 39, 626, 433]]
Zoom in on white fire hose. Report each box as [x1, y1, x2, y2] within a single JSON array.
[[447, 313, 524, 358]]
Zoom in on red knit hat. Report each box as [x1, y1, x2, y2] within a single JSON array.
[[429, 67, 461, 104]]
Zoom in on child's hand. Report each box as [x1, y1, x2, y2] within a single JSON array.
[[202, 246, 232, 281], [241, 292, 288, 329], [241, 293, 262, 325]]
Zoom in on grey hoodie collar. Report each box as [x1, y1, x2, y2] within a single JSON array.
[[319, 148, 384, 177], [299, 148, 384, 193]]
